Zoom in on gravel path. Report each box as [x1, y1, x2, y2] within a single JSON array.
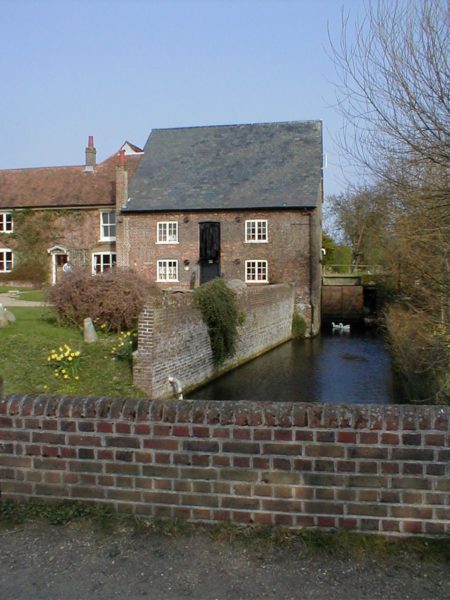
[[0, 293, 46, 307], [0, 522, 449, 600]]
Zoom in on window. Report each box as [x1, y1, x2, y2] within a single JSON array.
[[245, 219, 268, 243], [157, 259, 178, 282], [157, 221, 178, 244], [100, 210, 116, 241], [0, 249, 13, 272], [92, 252, 116, 274], [0, 212, 13, 233], [245, 260, 268, 283]]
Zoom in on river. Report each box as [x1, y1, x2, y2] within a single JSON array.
[[188, 329, 401, 404]]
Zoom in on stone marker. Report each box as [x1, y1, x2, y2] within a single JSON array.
[[83, 317, 98, 343], [0, 304, 13, 327], [5, 309, 15, 323]]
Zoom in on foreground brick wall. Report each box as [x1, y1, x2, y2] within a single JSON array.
[[133, 284, 295, 398], [1, 396, 448, 537]]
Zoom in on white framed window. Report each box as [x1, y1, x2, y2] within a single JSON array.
[[92, 252, 116, 274], [157, 259, 178, 282], [157, 221, 178, 244], [245, 219, 268, 243], [100, 210, 116, 241], [0, 212, 13, 233], [0, 249, 13, 272], [245, 260, 268, 283]]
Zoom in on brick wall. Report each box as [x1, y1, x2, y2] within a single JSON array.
[[1, 396, 448, 537], [133, 284, 295, 398], [4, 208, 115, 282], [116, 208, 322, 334]]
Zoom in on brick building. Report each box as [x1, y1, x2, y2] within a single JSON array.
[[117, 121, 323, 334], [0, 137, 142, 284]]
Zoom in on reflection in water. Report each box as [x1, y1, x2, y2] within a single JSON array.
[[189, 330, 400, 404]]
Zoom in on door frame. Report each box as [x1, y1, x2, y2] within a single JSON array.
[[47, 245, 69, 285]]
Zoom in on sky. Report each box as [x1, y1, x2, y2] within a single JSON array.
[[0, 0, 366, 196]]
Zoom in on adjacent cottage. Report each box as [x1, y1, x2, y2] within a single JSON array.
[[117, 121, 323, 334], [0, 137, 143, 284], [0, 121, 323, 335]]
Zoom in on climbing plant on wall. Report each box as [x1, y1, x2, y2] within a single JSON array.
[[194, 278, 240, 366], [0, 210, 85, 284]]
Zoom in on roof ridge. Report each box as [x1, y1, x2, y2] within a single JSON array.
[[151, 120, 322, 133]]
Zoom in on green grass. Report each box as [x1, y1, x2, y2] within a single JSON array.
[[0, 285, 45, 302], [0, 307, 146, 398], [18, 289, 46, 302]]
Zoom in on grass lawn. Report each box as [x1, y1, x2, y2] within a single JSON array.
[[0, 307, 147, 398], [0, 285, 45, 302]]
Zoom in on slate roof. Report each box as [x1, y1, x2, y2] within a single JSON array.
[[0, 153, 142, 210], [125, 121, 322, 212]]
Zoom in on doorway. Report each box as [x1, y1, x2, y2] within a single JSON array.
[[47, 245, 69, 285], [199, 222, 220, 284]]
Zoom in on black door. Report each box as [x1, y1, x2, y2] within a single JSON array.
[[199, 222, 220, 284]]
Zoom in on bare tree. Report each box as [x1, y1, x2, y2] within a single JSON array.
[[326, 186, 390, 268], [330, 0, 449, 189], [329, 0, 449, 403]]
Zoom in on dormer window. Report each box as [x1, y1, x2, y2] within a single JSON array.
[[0, 212, 13, 233], [100, 210, 116, 241]]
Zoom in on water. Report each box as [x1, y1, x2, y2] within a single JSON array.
[[189, 329, 400, 404]]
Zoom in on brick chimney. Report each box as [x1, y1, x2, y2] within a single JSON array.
[[85, 135, 96, 172], [116, 149, 128, 214]]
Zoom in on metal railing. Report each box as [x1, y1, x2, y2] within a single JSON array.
[[323, 264, 384, 276]]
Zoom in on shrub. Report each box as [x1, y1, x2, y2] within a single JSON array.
[[0, 261, 47, 286], [385, 305, 449, 405], [48, 268, 148, 332], [194, 279, 240, 366]]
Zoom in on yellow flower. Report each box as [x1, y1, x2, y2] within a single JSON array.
[[54, 372, 59, 378], [63, 374, 69, 380], [75, 351, 80, 357], [75, 376, 79, 381], [68, 356, 73, 361]]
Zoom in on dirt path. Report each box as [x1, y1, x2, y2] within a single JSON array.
[[0, 522, 448, 600]]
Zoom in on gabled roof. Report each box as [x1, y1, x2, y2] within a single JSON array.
[[121, 141, 144, 155], [125, 121, 323, 212], [0, 152, 142, 210]]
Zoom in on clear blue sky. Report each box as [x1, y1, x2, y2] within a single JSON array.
[[0, 0, 365, 196]]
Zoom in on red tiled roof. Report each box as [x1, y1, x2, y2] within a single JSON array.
[[0, 153, 142, 209]]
